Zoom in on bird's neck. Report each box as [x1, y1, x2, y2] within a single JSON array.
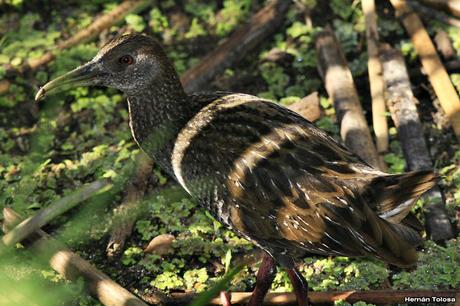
[[126, 79, 191, 175]]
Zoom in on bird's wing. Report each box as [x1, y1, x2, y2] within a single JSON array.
[[173, 93, 417, 267]]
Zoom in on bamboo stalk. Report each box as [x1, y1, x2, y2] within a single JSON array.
[[362, 0, 389, 159], [380, 45, 433, 170], [379, 44, 455, 241], [0, 179, 111, 254], [315, 26, 382, 169], [141, 289, 460, 305], [180, 0, 292, 93], [390, 0, 460, 140], [2, 208, 151, 306]]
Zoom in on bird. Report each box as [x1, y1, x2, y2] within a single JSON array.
[[36, 33, 437, 306]]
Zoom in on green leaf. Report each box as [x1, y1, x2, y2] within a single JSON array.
[[125, 14, 146, 32], [224, 249, 232, 274], [287, 22, 310, 39]]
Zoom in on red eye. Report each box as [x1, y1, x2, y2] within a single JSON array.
[[119, 55, 134, 65]]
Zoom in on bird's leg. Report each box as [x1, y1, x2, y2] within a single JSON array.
[[220, 290, 231, 306], [247, 254, 276, 306], [286, 268, 309, 306]]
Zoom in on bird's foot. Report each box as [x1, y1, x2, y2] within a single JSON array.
[[247, 254, 276, 306], [286, 268, 309, 306]]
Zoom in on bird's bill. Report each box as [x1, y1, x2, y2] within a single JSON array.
[[35, 61, 101, 102]]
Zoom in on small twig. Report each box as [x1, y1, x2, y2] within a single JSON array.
[[294, 0, 314, 28], [419, 0, 460, 18], [106, 152, 152, 259], [407, 0, 460, 28], [380, 44, 455, 241], [407, 58, 460, 77], [390, 0, 460, 140], [0, 179, 111, 255], [445, 59, 460, 70], [180, 0, 292, 93], [2, 208, 152, 306], [435, 30, 457, 60], [362, 0, 389, 161], [315, 26, 382, 169]]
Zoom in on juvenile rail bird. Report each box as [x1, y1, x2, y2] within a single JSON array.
[[36, 34, 436, 306]]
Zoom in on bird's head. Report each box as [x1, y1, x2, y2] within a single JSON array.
[[35, 33, 178, 101]]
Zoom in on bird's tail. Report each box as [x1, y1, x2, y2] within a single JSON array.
[[362, 170, 438, 224], [324, 170, 437, 268], [360, 170, 438, 266]]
